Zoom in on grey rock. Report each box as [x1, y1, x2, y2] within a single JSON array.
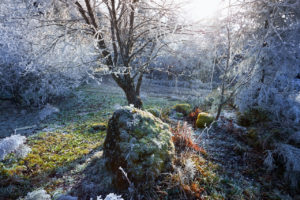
[[103, 106, 175, 190]]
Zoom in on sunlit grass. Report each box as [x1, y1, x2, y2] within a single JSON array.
[[0, 85, 185, 199], [0, 121, 105, 198]]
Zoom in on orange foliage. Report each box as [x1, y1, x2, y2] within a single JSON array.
[[171, 122, 206, 154], [187, 107, 201, 128], [191, 182, 205, 197], [181, 182, 205, 200]]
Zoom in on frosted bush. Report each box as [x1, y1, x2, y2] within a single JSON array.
[[0, 0, 97, 106], [15, 144, 32, 159], [236, 61, 300, 125], [288, 131, 300, 146], [0, 62, 83, 106], [275, 144, 300, 189], [39, 104, 60, 120], [25, 189, 51, 200], [263, 150, 275, 171], [173, 158, 196, 185], [184, 158, 196, 180], [0, 134, 29, 161], [97, 193, 124, 200], [234, 0, 300, 126]]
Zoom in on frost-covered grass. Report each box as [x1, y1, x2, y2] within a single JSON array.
[[0, 84, 296, 199], [0, 130, 105, 198], [0, 84, 184, 199]]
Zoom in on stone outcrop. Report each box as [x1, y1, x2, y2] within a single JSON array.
[[103, 106, 175, 190]]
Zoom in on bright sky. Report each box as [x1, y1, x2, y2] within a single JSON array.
[[180, 0, 223, 21]]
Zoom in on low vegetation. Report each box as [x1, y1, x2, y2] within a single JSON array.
[[1, 84, 299, 199]]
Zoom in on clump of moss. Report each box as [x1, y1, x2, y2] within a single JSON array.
[[147, 108, 161, 118], [173, 104, 192, 116], [160, 107, 171, 122], [87, 122, 107, 133], [196, 112, 214, 128], [237, 108, 270, 127]]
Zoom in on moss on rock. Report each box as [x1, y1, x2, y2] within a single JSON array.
[[103, 106, 175, 191], [173, 104, 192, 116], [147, 108, 160, 118], [87, 122, 107, 133], [196, 112, 214, 128]]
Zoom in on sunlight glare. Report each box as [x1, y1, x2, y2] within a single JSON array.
[[183, 0, 222, 21]]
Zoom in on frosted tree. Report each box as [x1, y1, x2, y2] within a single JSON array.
[[0, 0, 97, 106], [234, 0, 300, 124], [72, 0, 180, 108], [191, 0, 299, 121], [0, 0, 180, 107], [200, 0, 265, 120]]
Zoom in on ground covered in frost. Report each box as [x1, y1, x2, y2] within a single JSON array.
[[0, 82, 296, 199]]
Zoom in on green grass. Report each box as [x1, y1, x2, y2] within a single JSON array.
[[0, 129, 105, 198], [0, 85, 184, 199], [1, 85, 284, 200]]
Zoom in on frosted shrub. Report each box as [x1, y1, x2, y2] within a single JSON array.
[[0, 134, 30, 160], [97, 193, 124, 200], [236, 68, 300, 125], [39, 104, 60, 120], [24, 189, 51, 200], [0, 64, 79, 106], [15, 144, 32, 159], [234, 0, 300, 126], [184, 158, 196, 181], [263, 150, 275, 171], [275, 144, 300, 189], [0, 0, 97, 106]]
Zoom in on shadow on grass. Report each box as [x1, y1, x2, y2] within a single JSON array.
[[68, 151, 118, 200]]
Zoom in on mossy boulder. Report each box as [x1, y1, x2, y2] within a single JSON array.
[[103, 106, 175, 191], [196, 112, 214, 128], [173, 104, 192, 116]]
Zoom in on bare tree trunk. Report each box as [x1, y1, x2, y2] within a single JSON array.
[[135, 73, 143, 96], [123, 87, 143, 108], [215, 5, 231, 121], [215, 82, 225, 120], [112, 74, 143, 108], [122, 80, 143, 108], [215, 104, 223, 120]]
